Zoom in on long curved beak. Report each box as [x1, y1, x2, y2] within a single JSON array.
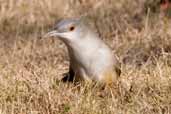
[[43, 30, 61, 38]]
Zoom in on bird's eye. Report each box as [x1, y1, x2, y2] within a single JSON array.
[[69, 26, 75, 31]]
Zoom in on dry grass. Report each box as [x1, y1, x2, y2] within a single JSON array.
[[0, 0, 171, 114]]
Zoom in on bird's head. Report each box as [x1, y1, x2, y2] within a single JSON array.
[[44, 18, 88, 43]]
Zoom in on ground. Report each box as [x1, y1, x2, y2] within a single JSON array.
[[0, 0, 171, 114]]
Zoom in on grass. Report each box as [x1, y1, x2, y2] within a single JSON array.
[[0, 0, 171, 114]]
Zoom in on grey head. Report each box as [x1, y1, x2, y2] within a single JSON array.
[[54, 18, 80, 33], [44, 18, 90, 42]]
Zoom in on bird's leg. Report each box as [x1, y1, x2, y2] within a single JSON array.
[[62, 67, 75, 82]]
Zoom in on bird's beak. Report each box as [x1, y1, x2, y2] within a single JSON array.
[[43, 30, 61, 38]]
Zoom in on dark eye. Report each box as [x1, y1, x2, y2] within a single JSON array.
[[69, 26, 75, 31]]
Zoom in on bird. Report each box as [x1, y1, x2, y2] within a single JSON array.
[[44, 18, 121, 84]]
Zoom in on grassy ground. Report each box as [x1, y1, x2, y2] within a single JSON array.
[[1, 0, 171, 114]]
